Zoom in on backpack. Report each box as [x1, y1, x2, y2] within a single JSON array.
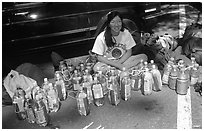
[[180, 23, 202, 65]]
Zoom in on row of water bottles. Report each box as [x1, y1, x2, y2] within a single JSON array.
[[162, 57, 200, 95], [56, 59, 163, 116], [12, 75, 67, 127]]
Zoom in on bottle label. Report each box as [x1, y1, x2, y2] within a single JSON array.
[[27, 108, 35, 123], [93, 84, 103, 99], [131, 79, 135, 88], [125, 84, 131, 100], [162, 74, 169, 84], [138, 78, 141, 89], [144, 79, 151, 92], [36, 108, 46, 124]]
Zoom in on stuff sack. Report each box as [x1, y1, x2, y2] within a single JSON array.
[[180, 23, 202, 65], [3, 70, 37, 99]]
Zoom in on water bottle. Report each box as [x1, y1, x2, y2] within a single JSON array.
[[65, 60, 75, 75], [13, 87, 27, 120], [190, 64, 199, 86], [25, 98, 36, 123], [34, 99, 50, 127], [79, 63, 85, 74], [151, 65, 162, 92], [168, 65, 178, 90], [120, 68, 131, 101], [34, 85, 50, 113], [82, 75, 94, 104], [47, 83, 60, 112], [76, 84, 90, 116], [137, 59, 144, 70], [141, 68, 153, 95], [72, 70, 83, 91], [190, 57, 197, 68], [149, 60, 157, 70], [54, 73, 67, 101], [59, 60, 67, 72], [97, 70, 108, 95], [108, 74, 121, 106], [176, 67, 189, 95], [162, 57, 174, 85], [131, 70, 142, 91], [92, 76, 104, 106], [42, 78, 50, 95]]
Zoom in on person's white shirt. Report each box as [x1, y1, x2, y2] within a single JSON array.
[[92, 28, 136, 60]]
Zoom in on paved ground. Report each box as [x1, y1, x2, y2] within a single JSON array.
[[1, 3, 202, 129]]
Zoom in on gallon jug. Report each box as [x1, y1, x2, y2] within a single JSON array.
[[131, 70, 142, 91], [151, 65, 162, 91], [190, 64, 199, 86], [176, 67, 189, 95], [162, 57, 174, 85], [168, 65, 178, 90], [141, 68, 153, 95]]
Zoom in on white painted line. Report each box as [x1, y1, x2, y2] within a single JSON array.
[[177, 4, 192, 129], [83, 122, 94, 129], [177, 88, 192, 129]]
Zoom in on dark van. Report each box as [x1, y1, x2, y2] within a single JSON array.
[[2, 2, 161, 66]]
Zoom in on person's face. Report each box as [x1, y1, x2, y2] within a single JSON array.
[[109, 16, 122, 34]]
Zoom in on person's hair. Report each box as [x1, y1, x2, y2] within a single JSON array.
[[104, 11, 125, 47]]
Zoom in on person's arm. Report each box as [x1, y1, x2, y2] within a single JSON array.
[[97, 55, 124, 70], [117, 48, 132, 64]]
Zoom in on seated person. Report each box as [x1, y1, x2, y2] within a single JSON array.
[[92, 11, 147, 71]]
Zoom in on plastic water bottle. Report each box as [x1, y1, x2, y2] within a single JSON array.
[[47, 83, 60, 112], [92, 76, 104, 106], [13, 88, 27, 120], [42, 78, 50, 95], [190, 64, 199, 86], [76, 84, 90, 116], [33, 85, 49, 113], [141, 68, 153, 95], [54, 73, 67, 101], [162, 57, 174, 85], [151, 65, 162, 92], [82, 75, 94, 104], [190, 57, 197, 68], [25, 98, 36, 123], [108, 74, 121, 106], [34, 99, 50, 127], [72, 70, 82, 90], [98, 70, 108, 95], [149, 60, 158, 70], [131, 70, 142, 91], [168, 65, 178, 90], [176, 67, 189, 95], [120, 68, 131, 101]]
